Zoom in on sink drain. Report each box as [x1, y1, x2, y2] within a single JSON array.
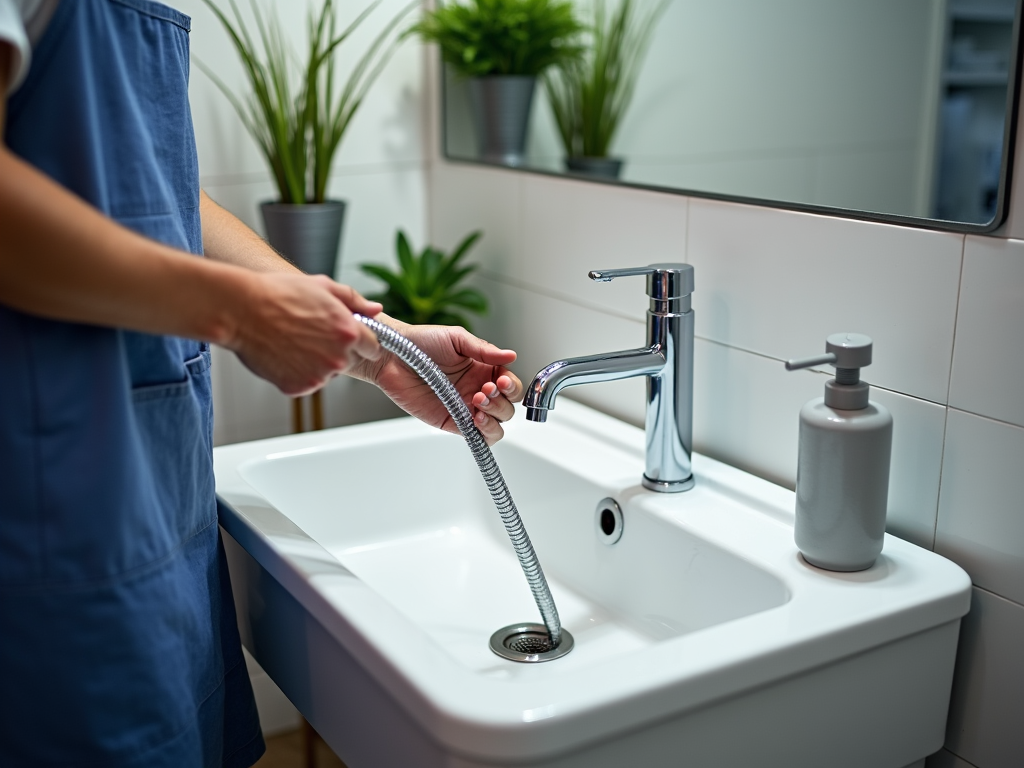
[[489, 623, 575, 663]]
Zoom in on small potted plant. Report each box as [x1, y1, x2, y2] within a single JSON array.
[[545, 0, 667, 179], [413, 0, 583, 166], [199, 0, 415, 275], [359, 230, 488, 330]]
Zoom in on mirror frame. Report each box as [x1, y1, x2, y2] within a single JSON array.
[[440, 7, 1024, 234]]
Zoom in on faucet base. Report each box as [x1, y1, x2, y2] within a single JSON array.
[[643, 475, 695, 493]]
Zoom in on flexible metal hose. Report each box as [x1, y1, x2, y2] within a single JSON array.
[[355, 314, 562, 647]]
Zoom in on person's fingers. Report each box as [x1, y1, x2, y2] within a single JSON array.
[[345, 313, 382, 361], [450, 327, 517, 365], [474, 409, 505, 445], [473, 388, 515, 423], [323, 278, 383, 316], [494, 372, 524, 404]]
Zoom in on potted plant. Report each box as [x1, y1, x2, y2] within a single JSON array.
[[413, 0, 583, 166], [545, 0, 668, 179], [359, 229, 488, 330], [198, 0, 415, 275]]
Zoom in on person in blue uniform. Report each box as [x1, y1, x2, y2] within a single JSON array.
[[0, 2, 523, 766]]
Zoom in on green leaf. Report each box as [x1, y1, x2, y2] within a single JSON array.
[[395, 230, 416, 277], [421, 247, 445, 286], [411, 0, 584, 77], [443, 287, 489, 313], [359, 263, 407, 297], [357, 229, 490, 327]]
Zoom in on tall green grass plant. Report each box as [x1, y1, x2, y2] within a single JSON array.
[[545, 0, 668, 159], [198, 0, 416, 204]]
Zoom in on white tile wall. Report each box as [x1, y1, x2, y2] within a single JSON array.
[[935, 411, 1024, 605], [428, 164, 524, 271], [872, 389, 946, 550], [518, 174, 688, 318], [948, 237, 1024, 428], [686, 198, 964, 404], [943, 588, 1024, 768]]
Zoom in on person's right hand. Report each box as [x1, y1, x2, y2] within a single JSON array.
[[226, 273, 382, 396]]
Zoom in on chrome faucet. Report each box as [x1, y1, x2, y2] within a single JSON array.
[[524, 264, 695, 493]]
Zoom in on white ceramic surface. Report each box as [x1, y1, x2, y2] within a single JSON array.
[[936, 409, 1024, 605], [215, 400, 971, 768], [949, 236, 1024, 429]]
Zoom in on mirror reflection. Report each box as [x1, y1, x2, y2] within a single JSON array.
[[443, 0, 1021, 229]]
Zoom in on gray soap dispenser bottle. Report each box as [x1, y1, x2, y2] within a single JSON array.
[[785, 333, 893, 571]]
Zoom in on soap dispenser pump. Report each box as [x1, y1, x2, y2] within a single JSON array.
[[785, 333, 893, 571]]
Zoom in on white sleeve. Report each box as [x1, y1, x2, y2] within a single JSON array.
[[0, 0, 31, 95]]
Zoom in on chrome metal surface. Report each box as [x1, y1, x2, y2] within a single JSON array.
[[489, 624, 575, 663], [525, 264, 695, 492], [356, 315, 562, 646]]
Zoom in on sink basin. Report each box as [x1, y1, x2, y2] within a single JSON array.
[[214, 399, 970, 768]]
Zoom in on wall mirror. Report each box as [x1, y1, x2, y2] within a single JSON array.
[[442, 0, 1022, 232]]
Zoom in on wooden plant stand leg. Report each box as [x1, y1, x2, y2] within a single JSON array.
[[292, 390, 326, 434]]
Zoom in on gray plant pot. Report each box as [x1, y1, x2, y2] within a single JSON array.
[[260, 200, 346, 276], [468, 75, 536, 167], [564, 156, 625, 180]]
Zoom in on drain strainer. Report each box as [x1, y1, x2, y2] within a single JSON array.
[[489, 623, 574, 663]]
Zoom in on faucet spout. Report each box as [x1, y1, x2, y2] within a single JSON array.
[[524, 263, 695, 492], [524, 346, 666, 421]]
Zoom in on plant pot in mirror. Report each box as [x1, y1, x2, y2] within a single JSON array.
[[564, 156, 624, 179], [468, 76, 537, 166], [261, 201, 346, 277], [414, 0, 583, 167]]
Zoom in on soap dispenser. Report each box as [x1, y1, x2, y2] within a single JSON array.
[[785, 333, 893, 571]]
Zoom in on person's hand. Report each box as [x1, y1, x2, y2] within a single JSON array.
[[227, 273, 382, 396], [355, 318, 524, 445]]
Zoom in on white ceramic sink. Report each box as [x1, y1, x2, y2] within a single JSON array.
[[214, 399, 970, 768]]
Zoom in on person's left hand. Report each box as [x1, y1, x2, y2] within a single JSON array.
[[352, 317, 524, 445]]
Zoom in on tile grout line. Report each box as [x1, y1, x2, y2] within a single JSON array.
[[945, 236, 968, 406], [931, 235, 968, 552], [972, 583, 1024, 612], [946, 405, 1024, 432]]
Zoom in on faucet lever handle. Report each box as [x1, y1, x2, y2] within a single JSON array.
[[589, 263, 694, 300], [589, 266, 655, 282]]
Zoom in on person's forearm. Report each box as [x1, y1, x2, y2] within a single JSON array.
[[0, 145, 256, 345], [200, 191, 300, 274]]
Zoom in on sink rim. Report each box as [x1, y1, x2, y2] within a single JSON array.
[[214, 400, 971, 762]]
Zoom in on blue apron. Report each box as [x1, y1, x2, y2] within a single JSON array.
[[0, 2, 264, 765]]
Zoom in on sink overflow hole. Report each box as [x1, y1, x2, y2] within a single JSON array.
[[596, 497, 624, 544], [489, 624, 575, 663], [600, 508, 616, 536]]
